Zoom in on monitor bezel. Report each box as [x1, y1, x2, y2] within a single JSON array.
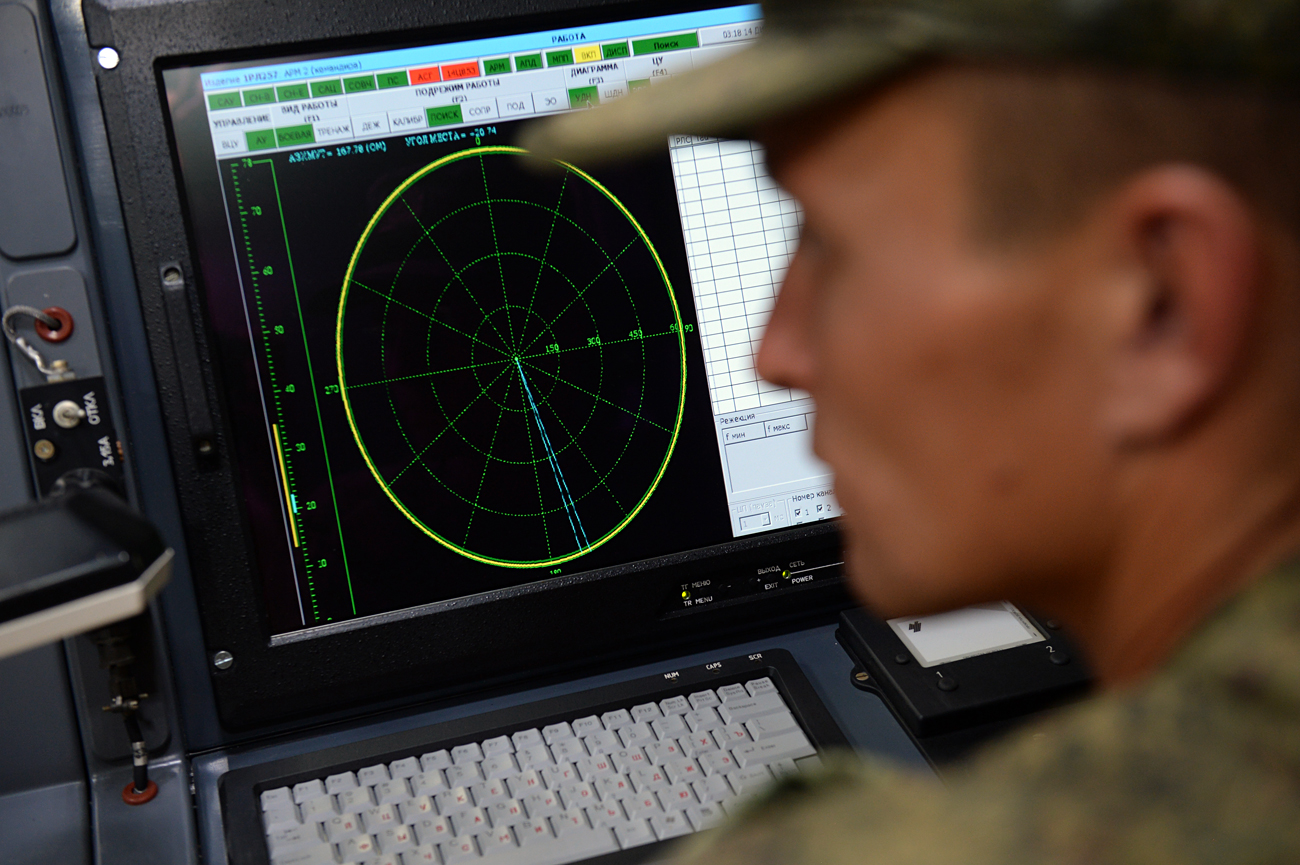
[[88, 0, 849, 730]]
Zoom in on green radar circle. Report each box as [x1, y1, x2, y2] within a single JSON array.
[[337, 146, 687, 568]]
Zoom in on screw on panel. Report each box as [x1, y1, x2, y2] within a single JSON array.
[[213, 650, 234, 670], [33, 439, 56, 461]]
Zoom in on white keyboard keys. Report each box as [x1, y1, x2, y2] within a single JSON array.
[[658, 782, 696, 811], [336, 787, 374, 814], [688, 690, 721, 710], [271, 843, 335, 865], [649, 810, 692, 841], [745, 710, 799, 741], [550, 738, 587, 763], [362, 803, 400, 833], [716, 684, 748, 702], [420, 750, 452, 772], [618, 723, 655, 748], [482, 754, 519, 779], [586, 801, 624, 828], [262, 787, 294, 811], [570, 716, 601, 737], [292, 780, 326, 804], [374, 778, 410, 805], [267, 824, 322, 856], [541, 763, 578, 788], [684, 707, 722, 732], [400, 796, 437, 823], [575, 755, 614, 781], [630, 702, 663, 723], [611, 748, 648, 774], [389, 756, 421, 779], [452, 743, 484, 765], [451, 807, 490, 836], [473, 778, 510, 806], [298, 795, 337, 823], [651, 715, 688, 741], [630, 766, 668, 793], [480, 825, 517, 855], [582, 730, 619, 756], [523, 789, 562, 819], [446, 763, 485, 786], [731, 730, 815, 767], [482, 735, 514, 757], [613, 818, 655, 849], [325, 771, 359, 794], [746, 677, 777, 697], [686, 802, 725, 830], [551, 806, 589, 836], [620, 792, 661, 820], [691, 776, 732, 803], [557, 782, 596, 810], [437, 786, 474, 814], [717, 693, 785, 724], [718, 723, 751, 745], [506, 771, 544, 798], [262, 803, 300, 833], [411, 815, 453, 846], [542, 722, 574, 744], [659, 696, 689, 716], [340, 833, 376, 861], [727, 764, 774, 796], [488, 798, 525, 826], [664, 758, 702, 785], [512, 728, 544, 750], [442, 835, 479, 863], [376, 823, 417, 854], [515, 745, 553, 772], [600, 709, 632, 731], [411, 770, 447, 796], [357, 764, 390, 787], [516, 818, 552, 846], [698, 750, 738, 776], [406, 842, 439, 864]]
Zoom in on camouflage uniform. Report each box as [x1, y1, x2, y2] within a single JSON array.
[[669, 562, 1300, 864]]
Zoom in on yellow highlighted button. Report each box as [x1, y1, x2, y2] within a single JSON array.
[[574, 44, 602, 63]]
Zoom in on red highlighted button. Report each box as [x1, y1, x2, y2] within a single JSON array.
[[409, 66, 441, 84], [441, 60, 480, 80]]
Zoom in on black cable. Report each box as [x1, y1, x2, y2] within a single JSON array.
[[122, 712, 149, 793]]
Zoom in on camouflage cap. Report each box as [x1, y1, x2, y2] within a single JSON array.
[[519, 0, 1300, 164]]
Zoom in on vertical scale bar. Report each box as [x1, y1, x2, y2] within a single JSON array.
[[272, 423, 300, 547]]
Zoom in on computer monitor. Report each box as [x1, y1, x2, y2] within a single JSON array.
[[100, 0, 848, 729]]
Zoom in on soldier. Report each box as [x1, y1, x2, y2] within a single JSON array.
[[523, 0, 1300, 860]]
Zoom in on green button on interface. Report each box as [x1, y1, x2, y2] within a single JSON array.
[[515, 53, 543, 71], [483, 57, 512, 75], [426, 104, 464, 126], [246, 129, 276, 151], [628, 78, 651, 92], [276, 83, 309, 101], [601, 42, 630, 59], [243, 87, 275, 106], [377, 71, 409, 89], [275, 124, 315, 147], [545, 49, 574, 66], [568, 86, 599, 109], [344, 75, 377, 93], [632, 32, 700, 54], [310, 80, 343, 98], [207, 92, 242, 110]]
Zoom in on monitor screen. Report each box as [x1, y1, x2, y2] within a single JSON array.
[[161, 3, 839, 641]]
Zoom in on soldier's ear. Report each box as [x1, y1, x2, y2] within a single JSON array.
[[1098, 165, 1262, 445]]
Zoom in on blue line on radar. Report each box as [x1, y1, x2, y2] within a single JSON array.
[[515, 358, 590, 551]]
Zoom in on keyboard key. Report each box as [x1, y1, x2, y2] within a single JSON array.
[[718, 723, 751, 745], [400, 796, 436, 823], [512, 729, 543, 750], [611, 747, 648, 774], [523, 789, 561, 819], [686, 802, 725, 830], [452, 743, 484, 765], [659, 696, 689, 716], [649, 810, 692, 841], [480, 825, 517, 855], [558, 782, 596, 810], [337, 787, 374, 814], [685, 707, 722, 732], [420, 750, 452, 772], [665, 758, 702, 785], [746, 677, 777, 697], [630, 702, 663, 723], [542, 722, 574, 744], [586, 801, 624, 827], [731, 730, 815, 767], [698, 750, 738, 776], [771, 758, 800, 780], [371, 854, 402, 865], [441, 835, 478, 863], [600, 709, 633, 731], [267, 824, 322, 856], [596, 774, 632, 800], [328, 822, 370, 861], [262, 803, 300, 833], [575, 755, 614, 781], [375, 778, 411, 805], [292, 780, 326, 804], [488, 798, 525, 826], [325, 771, 359, 794], [482, 754, 519, 779], [550, 738, 587, 763], [613, 818, 655, 849], [262, 787, 293, 811], [298, 796, 337, 823], [451, 807, 490, 836], [411, 815, 453, 846], [630, 766, 668, 793], [688, 690, 721, 710], [482, 735, 513, 757], [506, 771, 543, 798], [377, 823, 417, 854], [515, 745, 553, 772], [657, 782, 696, 811], [582, 730, 619, 756], [727, 765, 774, 796], [691, 776, 732, 803], [647, 739, 685, 764], [406, 842, 439, 864], [516, 818, 552, 846], [681, 732, 720, 757], [571, 716, 601, 737], [446, 763, 484, 786], [550, 806, 589, 836], [271, 843, 335, 865], [717, 693, 786, 724], [436, 786, 474, 814], [411, 770, 447, 796], [339, 833, 376, 861], [358, 764, 391, 787], [362, 803, 400, 833], [389, 757, 421, 779], [745, 710, 799, 741], [471, 778, 509, 807], [717, 684, 748, 702], [620, 792, 662, 820], [618, 723, 655, 748], [541, 762, 578, 788], [651, 715, 688, 741]]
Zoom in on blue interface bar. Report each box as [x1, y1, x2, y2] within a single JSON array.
[[199, 5, 762, 91]]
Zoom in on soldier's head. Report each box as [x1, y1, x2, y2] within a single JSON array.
[[525, 0, 1300, 631]]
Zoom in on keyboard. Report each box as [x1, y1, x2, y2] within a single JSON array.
[[221, 650, 848, 865]]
